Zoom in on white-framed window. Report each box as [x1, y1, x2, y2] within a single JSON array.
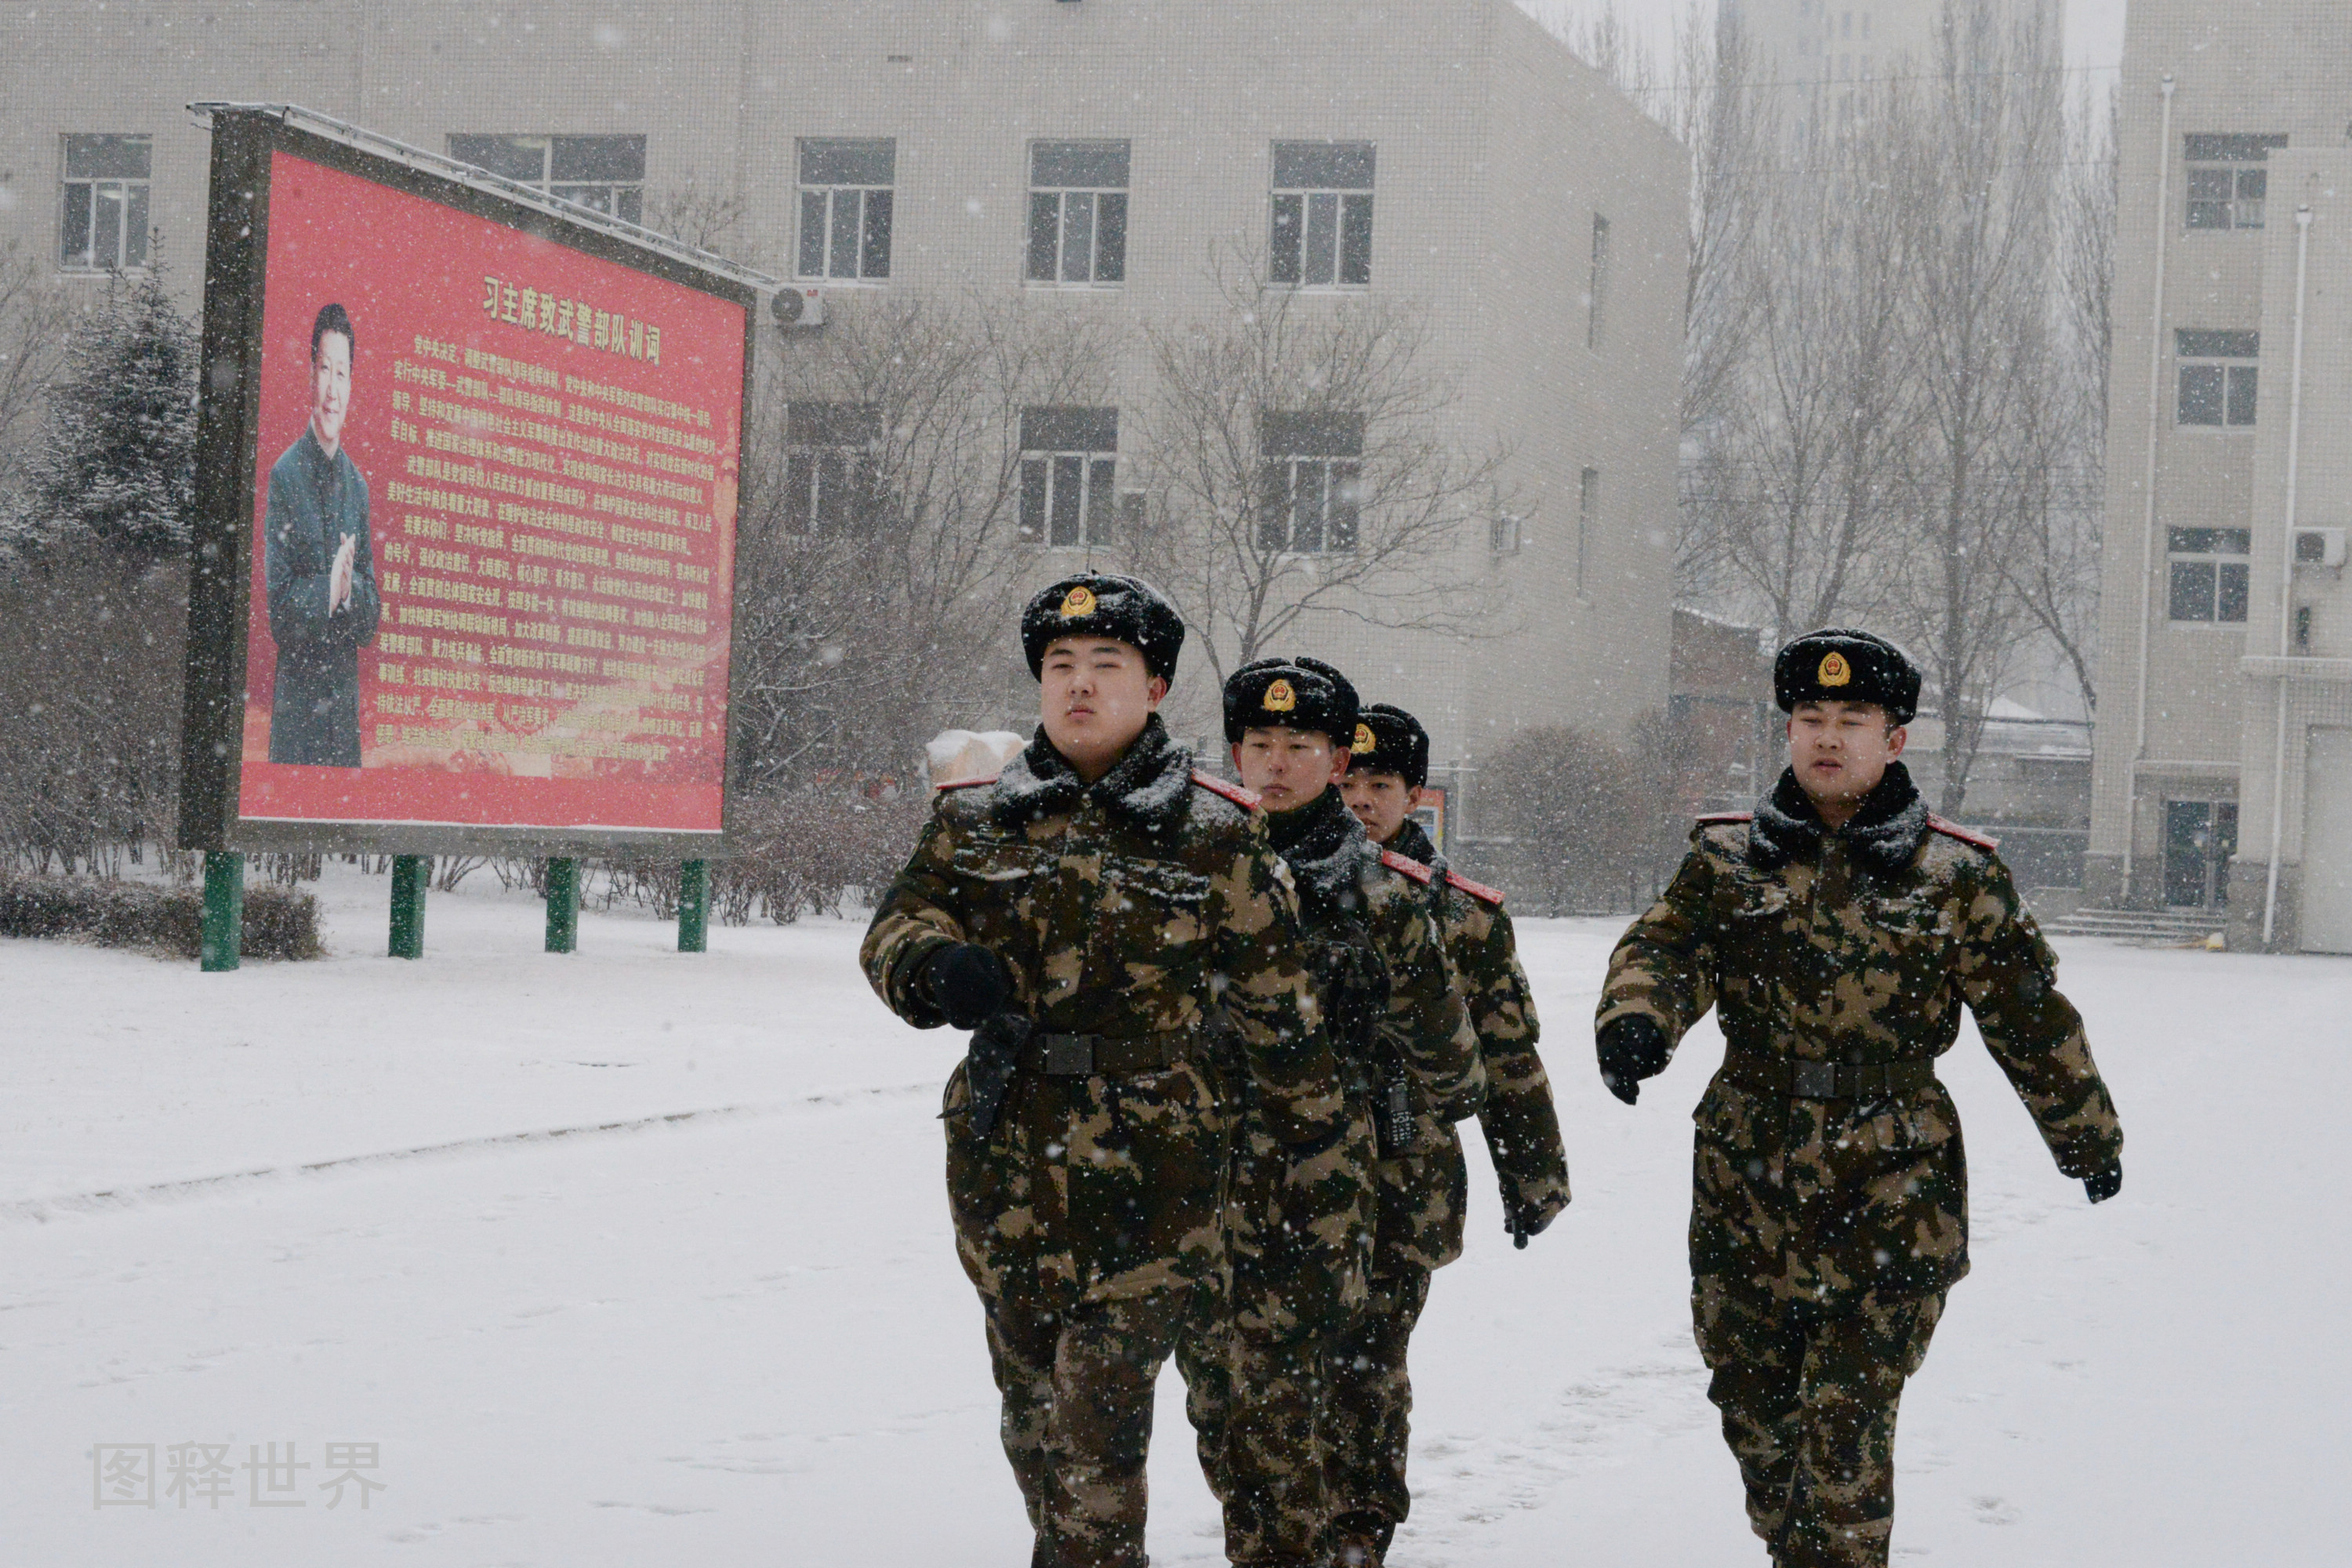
[[1018, 408, 1120, 548], [797, 140, 895, 282], [447, 134, 645, 223], [2176, 329, 2258, 427], [2166, 527, 2252, 623], [1490, 513, 1522, 554], [1270, 142, 1373, 289], [1257, 412, 1363, 554], [2185, 133, 2285, 231], [783, 402, 882, 535], [1587, 215, 1612, 349], [60, 134, 151, 272], [1027, 142, 1128, 287], [1577, 466, 1601, 592]]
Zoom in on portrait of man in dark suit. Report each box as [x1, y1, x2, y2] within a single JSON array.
[[264, 302, 380, 766]]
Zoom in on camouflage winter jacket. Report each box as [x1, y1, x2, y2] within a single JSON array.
[[1264, 793, 1483, 1280], [861, 717, 1341, 1314], [1595, 764, 2123, 1310], [1389, 819, 1571, 1240]]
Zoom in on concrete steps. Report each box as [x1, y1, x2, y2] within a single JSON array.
[[2041, 906, 2228, 946]]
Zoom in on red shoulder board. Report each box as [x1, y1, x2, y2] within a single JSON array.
[[1443, 869, 1506, 905], [1378, 848, 1435, 884], [934, 773, 999, 793], [1192, 770, 1261, 809], [1929, 816, 1999, 851], [1696, 811, 1753, 824]]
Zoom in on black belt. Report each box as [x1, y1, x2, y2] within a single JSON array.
[[1021, 1030, 1191, 1077], [1722, 1054, 1936, 1101]]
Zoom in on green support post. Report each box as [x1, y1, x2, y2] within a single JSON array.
[[199, 851, 245, 972], [678, 858, 710, 953], [545, 857, 579, 953], [389, 855, 430, 959]]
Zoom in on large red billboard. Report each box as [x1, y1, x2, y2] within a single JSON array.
[[233, 150, 743, 837]]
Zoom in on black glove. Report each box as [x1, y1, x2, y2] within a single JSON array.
[[1596, 1016, 1671, 1105], [1506, 1200, 1559, 1249], [921, 942, 1014, 1029], [2083, 1162, 2122, 1204]]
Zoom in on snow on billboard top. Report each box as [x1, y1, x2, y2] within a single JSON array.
[[180, 115, 753, 854]]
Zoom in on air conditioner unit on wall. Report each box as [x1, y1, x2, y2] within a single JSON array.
[[2293, 527, 2347, 568], [770, 287, 826, 330]]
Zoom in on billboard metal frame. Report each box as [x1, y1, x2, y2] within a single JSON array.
[[177, 104, 770, 859]]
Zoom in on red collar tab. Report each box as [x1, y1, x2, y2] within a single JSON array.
[[1378, 848, 1434, 884], [935, 774, 999, 792], [1696, 811, 1754, 824], [1192, 770, 1261, 809], [1929, 816, 2000, 851], [1443, 869, 1505, 904]]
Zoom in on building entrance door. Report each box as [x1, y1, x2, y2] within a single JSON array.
[[2303, 729, 2352, 953], [2163, 799, 2238, 908]]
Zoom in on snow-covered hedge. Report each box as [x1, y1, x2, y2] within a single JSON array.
[[0, 870, 320, 961]]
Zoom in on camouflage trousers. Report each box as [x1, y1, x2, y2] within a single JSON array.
[[1173, 1102, 1374, 1565], [986, 1288, 1190, 1568], [1693, 1279, 1946, 1568], [1319, 1266, 1433, 1559], [1175, 1306, 1342, 1566]]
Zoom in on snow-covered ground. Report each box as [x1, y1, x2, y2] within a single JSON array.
[[3, 862, 2347, 1566]]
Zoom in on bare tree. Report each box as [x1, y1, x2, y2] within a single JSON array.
[[2000, 80, 2114, 719], [1683, 96, 1922, 646], [1476, 723, 1653, 915], [1674, 2, 1770, 448], [1886, 0, 2064, 813], [1131, 252, 1511, 681], [1611, 0, 2097, 813], [644, 175, 760, 267], [731, 291, 1123, 786], [1554, 2, 1662, 103], [0, 241, 71, 528]]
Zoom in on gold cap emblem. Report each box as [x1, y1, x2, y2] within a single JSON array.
[[1818, 651, 1853, 687], [1058, 584, 1097, 619], [1352, 722, 1377, 754], [1262, 677, 1298, 713]]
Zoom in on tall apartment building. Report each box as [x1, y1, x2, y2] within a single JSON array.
[[2085, 0, 2352, 952], [2, 0, 1686, 821], [1732, 0, 1943, 86], [1729, 0, 2073, 150]]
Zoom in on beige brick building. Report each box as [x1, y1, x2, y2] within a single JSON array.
[[0, 0, 1686, 817], [2085, 0, 2352, 951]]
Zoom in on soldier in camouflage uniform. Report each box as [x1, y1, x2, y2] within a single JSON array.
[[1174, 658, 1482, 1568], [1595, 629, 2125, 1568], [860, 573, 1345, 1568], [1334, 701, 1570, 1566]]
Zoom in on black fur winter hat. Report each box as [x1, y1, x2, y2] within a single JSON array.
[[1223, 655, 1359, 746], [1350, 702, 1430, 788], [1773, 628, 1921, 724], [1020, 572, 1186, 684]]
